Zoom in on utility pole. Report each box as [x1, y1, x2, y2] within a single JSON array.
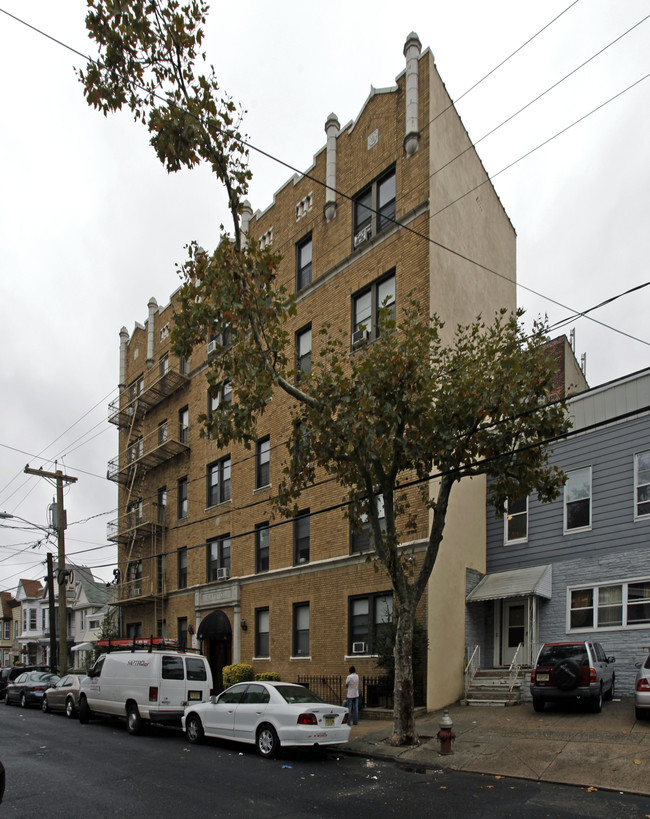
[[24, 465, 77, 675], [46, 553, 57, 671]]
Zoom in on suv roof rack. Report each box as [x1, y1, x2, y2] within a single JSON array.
[[96, 637, 196, 654]]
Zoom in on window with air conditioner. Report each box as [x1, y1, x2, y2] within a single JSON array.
[[352, 271, 395, 348], [348, 591, 393, 655], [207, 535, 230, 582], [353, 166, 396, 248]]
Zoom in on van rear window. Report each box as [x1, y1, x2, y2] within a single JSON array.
[[162, 656, 184, 680], [185, 657, 207, 681]]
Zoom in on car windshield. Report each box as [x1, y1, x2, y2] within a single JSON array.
[[32, 672, 58, 683], [275, 685, 327, 704], [538, 645, 588, 666]]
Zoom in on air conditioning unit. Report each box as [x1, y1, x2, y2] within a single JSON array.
[[352, 642, 367, 654], [353, 226, 372, 248], [217, 567, 230, 580], [207, 339, 218, 355], [351, 329, 370, 348]]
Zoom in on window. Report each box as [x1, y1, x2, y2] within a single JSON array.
[[209, 319, 232, 351], [255, 523, 269, 573], [3, 621, 10, 640], [351, 495, 386, 553], [505, 496, 528, 543], [207, 535, 231, 581], [635, 451, 650, 519], [207, 456, 231, 507], [255, 607, 270, 658], [159, 353, 169, 376], [296, 325, 312, 377], [177, 617, 188, 650], [353, 166, 396, 244], [158, 420, 168, 445], [208, 381, 232, 419], [157, 552, 166, 594], [177, 477, 188, 519], [569, 579, 650, 629], [177, 547, 187, 589], [180, 355, 190, 375], [256, 437, 270, 488], [29, 609, 37, 630], [293, 603, 310, 657], [128, 375, 144, 402], [127, 560, 142, 595], [352, 272, 395, 343], [126, 622, 142, 638], [157, 486, 167, 525], [296, 234, 312, 291], [564, 467, 591, 532], [162, 655, 184, 680], [294, 510, 310, 565], [349, 592, 393, 654], [186, 657, 207, 681], [178, 406, 189, 444]]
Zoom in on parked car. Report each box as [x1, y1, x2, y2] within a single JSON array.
[[79, 640, 213, 735], [0, 665, 50, 700], [182, 680, 351, 758], [634, 651, 650, 720], [530, 641, 615, 713], [42, 674, 83, 718], [4, 671, 60, 708]]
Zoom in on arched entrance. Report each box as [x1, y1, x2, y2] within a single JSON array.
[[197, 609, 232, 692]]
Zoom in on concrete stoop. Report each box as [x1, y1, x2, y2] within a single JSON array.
[[464, 668, 523, 706]]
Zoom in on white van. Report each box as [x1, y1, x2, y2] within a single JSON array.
[[78, 639, 213, 735]]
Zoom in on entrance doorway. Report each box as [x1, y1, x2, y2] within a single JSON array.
[[500, 599, 527, 666], [197, 610, 232, 692]]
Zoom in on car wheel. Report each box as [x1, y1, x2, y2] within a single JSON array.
[[256, 724, 280, 759], [126, 703, 143, 736], [78, 696, 91, 724], [20, 693, 27, 709], [553, 660, 581, 691], [532, 697, 545, 713], [42, 696, 50, 713], [186, 714, 204, 744], [65, 697, 76, 719], [591, 686, 603, 713], [605, 675, 615, 701]]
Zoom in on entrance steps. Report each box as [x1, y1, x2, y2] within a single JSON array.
[[464, 668, 526, 706]]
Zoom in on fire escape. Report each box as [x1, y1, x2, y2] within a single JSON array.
[[107, 358, 190, 619]]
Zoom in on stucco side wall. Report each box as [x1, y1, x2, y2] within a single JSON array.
[[427, 475, 486, 710], [426, 56, 516, 338]]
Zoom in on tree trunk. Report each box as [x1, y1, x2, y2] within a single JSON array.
[[387, 603, 419, 745]]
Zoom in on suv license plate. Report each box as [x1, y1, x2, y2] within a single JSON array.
[[536, 673, 549, 682]]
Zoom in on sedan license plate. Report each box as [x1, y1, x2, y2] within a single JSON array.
[[188, 690, 202, 701], [536, 672, 549, 683], [325, 715, 335, 726]]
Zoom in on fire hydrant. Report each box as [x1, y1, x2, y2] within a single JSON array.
[[436, 708, 455, 755]]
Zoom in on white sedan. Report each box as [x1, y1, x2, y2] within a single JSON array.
[[182, 681, 350, 758]]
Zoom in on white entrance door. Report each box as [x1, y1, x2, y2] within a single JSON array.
[[501, 599, 528, 666]]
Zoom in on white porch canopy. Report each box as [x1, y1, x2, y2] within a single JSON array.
[[466, 564, 552, 602], [71, 642, 94, 652]]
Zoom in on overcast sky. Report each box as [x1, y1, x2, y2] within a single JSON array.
[[1, 0, 648, 595]]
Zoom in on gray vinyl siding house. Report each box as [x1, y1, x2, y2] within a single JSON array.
[[467, 367, 650, 696]]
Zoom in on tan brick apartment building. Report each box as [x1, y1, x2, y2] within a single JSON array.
[[108, 34, 516, 708]]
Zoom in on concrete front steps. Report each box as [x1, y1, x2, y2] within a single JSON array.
[[464, 668, 525, 706]]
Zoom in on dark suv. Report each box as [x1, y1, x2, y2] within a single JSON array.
[[530, 641, 615, 713]]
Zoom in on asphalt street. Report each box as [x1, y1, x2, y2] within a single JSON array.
[[2, 702, 650, 817]]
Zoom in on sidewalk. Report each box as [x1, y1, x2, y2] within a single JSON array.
[[341, 699, 650, 797]]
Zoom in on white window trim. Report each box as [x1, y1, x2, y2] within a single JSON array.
[[634, 450, 650, 521], [504, 496, 528, 545], [563, 465, 592, 534], [566, 575, 650, 632]]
